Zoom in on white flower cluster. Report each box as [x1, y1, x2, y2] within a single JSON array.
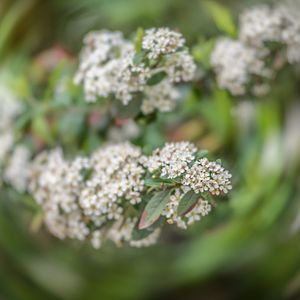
[[210, 38, 271, 96], [211, 1, 300, 96], [141, 80, 180, 114], [240, 1, 300, 63], [142, 28, 185, 59], [4, 145, 31, 193], [162, 188, 212, 229], [79, 143, 145, 218], [143, 141, 197, 178], [29, 143, 150, 246], [183, 158, 232, 195], [29, 149, 89, 240], [0, 85, 23, 132], [0, 84, 30, 191], [145, 142, 232, 195], [29, 141, 232, 249], [275, 0, 300, 63], [239, 5, 283, 47], [74, 28, 196, 114], [0, 85, 23, 164]]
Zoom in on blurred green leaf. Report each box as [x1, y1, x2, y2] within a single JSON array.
[[57, 109, 86, 146], [134, 27, 144, 52], [31, 114, 53, 144], [192, 39, 215, 68], [111, 95, 142, 118], [30, 211, 43, 233], [202, 1, 236, 37], [177, 190, 199, 216], [132, 218, 162, 240], [133, 50, 146, 65], [146, 71, 166, 86], [144, 177, 174, 187], [0, 0, 35, 59], [195, 149, 209, 160]]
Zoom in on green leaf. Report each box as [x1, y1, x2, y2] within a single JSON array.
[[57, 109, 86, 145], [146, 71, 166, 86], [135, 27, 144, 52], [83, 131, 102, 153], [111, 94, 142, 118], [14, 109, 33, 134], [32, 114, 53, 144], [203, 2, 236, 37], [192, 39, 215, 68], [139, 190, 171, 229], [133, 51, 146, 65], [148, 58, 160, 67], [144, 177, 175, 187], [30, 211, 44, 233], [80, 168, 93, 181], [177, 190, 200, 216], [132, 218, 162, 241], [44, 64, 64, 99], [195, 150, 209, 160]]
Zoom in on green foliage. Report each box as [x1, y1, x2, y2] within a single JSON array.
[[134, 27, 144, 52], [111, 95, 143, 118], [31, 114, 54, 145], [57, 109, 86, 146], [132, 218, 162, 241], [192, 38, 215, 69], [139, 190, 171, 229], [146, 71, 167, 86], [195, 149, 209, 160], [177, 190, 199, 216], [202, 1, 237, 37], [133, 50, 146, 65], [144, 177, 175, 188]]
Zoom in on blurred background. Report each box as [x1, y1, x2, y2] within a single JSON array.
[[1, 0, 300, 299]]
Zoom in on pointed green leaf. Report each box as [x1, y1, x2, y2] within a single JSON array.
[[135, 27, 144, 52], [177, 190, 200, 216], [203, 2, 236, 37], [144, 177, 174, 187], [146, 71, 166, 86], [139, 190, 170, 229], [111, 94, 142, 118], [132, 218, 162, 240], [192, 39, 215, 68], [32, 114, 53, 144], [195, 150, 209, 160], [133, 50, 146, 65]]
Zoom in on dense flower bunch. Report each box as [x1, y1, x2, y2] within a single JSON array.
[[28, 142, 232, 248], [74, 28, 196, 114], [144, 142, 232, 229], [210, 1, 300, 96]]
